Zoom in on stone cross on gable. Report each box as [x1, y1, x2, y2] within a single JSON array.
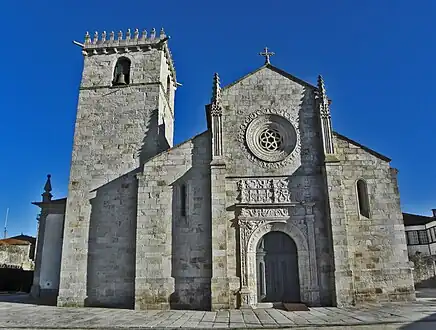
[[259, 47, 275, 64]]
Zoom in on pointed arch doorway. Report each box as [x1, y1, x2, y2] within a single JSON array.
[[256, 231, 300, 303]]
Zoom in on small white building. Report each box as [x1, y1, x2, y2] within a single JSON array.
[[403, 209, 436, 286], [404, 210, 436, 256]]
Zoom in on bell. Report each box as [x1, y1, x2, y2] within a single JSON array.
[[114, 73, 127, 85]]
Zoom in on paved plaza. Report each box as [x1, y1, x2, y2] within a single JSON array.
[[1, 294, 436, 329]]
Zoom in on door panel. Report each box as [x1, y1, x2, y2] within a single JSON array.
[[256, 231, 300, 302]]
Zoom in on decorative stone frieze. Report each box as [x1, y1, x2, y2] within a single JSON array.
[[237, 108, 301, 168], [240, 207, 289, 218], [236, 178, 293, 204]]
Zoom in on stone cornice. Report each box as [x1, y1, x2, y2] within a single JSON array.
[[79, 81, 162, 90], [236, 202, 300, 208], [32, 198, 66, 215]]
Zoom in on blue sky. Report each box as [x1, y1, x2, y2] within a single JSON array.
[[0, 1, 435, 237]]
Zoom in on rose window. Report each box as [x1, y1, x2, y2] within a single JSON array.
[[259, 128, 283, 151], [245, 114, 297, 162]]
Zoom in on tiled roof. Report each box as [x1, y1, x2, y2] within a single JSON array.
[[403, 213, 435, 226], [0, 238, 30, 246]]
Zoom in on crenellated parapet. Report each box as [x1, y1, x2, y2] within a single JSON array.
[[79, 28, 176, 80]]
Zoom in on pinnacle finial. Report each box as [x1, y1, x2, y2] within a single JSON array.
[[211, 72, 221, 107], [317, 74, 329, 106], [211, 72, 221, 104], [141, 29, 147, 40], [160, 28, 166, 39], [259, 46, 275, 64], [317, 75, 325, 91], [93, 31, 98, 44], [42, 174, 52, 203], [44, 174, 52, 193], [84, 31, 91, 44]]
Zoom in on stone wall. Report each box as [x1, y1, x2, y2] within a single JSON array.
[[39, 214, 64, 295], [212, 66, 335, 308], [333, 134, 415, 303], [86, 172, 138, 308], [408, 244, 431, 256], [0, 244, 31, 269], [135, 132, 211, 310], [409, 253, 436, 287], [58, 45, 175, 307]]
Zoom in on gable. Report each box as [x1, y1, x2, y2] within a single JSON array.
[[217, 63, 323, 177], [222, 64, 317, 92]]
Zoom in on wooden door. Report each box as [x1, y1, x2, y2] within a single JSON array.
[[256, 231, 300, 302]]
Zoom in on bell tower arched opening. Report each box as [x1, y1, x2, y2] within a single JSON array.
[[113, 57, 131, 85]]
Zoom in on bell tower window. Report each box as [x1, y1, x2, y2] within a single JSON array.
[[113, 57, 131, 86], [356, 179, 370, 218]]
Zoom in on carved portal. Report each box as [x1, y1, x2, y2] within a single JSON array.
[[235, 178, 320, 307]]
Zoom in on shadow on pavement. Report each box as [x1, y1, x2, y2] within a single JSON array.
[[0, 293, 54, 306], [399, 312, 436, 329]]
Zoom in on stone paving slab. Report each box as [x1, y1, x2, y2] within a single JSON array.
[[1, 296, 436, 329]]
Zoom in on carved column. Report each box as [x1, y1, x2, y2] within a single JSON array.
[[212, 115, 223, 158], [238, 218, 260, 308], [209, 72, 223, 162], [304, 202, 320, 304]]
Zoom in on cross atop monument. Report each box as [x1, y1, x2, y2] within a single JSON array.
[[259, 47, 275, 64]]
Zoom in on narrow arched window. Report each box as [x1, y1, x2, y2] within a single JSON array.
[[166, 76, 171, 97], [357, 179, 370, 217], [113, 57, 131, 85], [180, 184, 187, 217]]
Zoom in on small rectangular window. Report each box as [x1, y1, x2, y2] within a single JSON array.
[[180, 184, 186, 217], [419, 230, 429, 244], [431, 227, 436, 243], [406, 231, 419, 245]]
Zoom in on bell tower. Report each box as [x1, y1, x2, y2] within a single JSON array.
[[57, 28, 177, 307]]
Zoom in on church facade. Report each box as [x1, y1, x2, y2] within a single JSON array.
[[31, 27, 416, 310]]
